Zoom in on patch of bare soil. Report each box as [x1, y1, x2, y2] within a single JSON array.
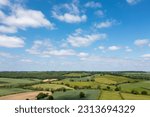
[[0, 91, 51, 100]]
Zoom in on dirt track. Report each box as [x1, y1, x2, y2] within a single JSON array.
[[0, 91, 51, 100]]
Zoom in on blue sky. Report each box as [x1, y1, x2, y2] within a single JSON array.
[[0, 0, 150, 71]]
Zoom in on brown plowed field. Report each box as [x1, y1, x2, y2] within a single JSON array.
[[0, 91, 51, 100]]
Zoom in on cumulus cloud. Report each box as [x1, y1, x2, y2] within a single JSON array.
[[85, 1, 102, 8], [0, 35, 25, 48], [126, 0, 141, 5], [98, 46, 105, 50], [134, 39, 149, 46], [108, 46, 120, 51], [20, 59, 33, 63], [95, 20, 116, 29], [0, 6, 54, 33], [125, 46, 132, 52], [0, 0, 9, 6], [67, 32, 107, 47], [0, 25, 17, 33], [94, 10, 104, 17], [0, 52, 12, 58], [52, 1, 87, 23], [26, 40, 76, 57], [26, 40, 90, 59], [141, 54, 150, 59]]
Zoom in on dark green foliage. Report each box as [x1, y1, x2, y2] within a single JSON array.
[[131, 90, 139, 95], [79, 92, 85, 98], [107, 86, 110, 90], [47, 95, 54, 100], [0, 71, 66, 79], [36, 93, 49, 100], [141, 91, 148, 95], [115, 87, 120, 91]]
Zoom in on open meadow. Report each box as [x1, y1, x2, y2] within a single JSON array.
[[0, 71, 149, 100]]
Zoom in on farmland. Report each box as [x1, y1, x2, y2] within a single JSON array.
[[0, 71, 150, 100]]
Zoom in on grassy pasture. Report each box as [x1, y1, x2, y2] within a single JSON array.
[[94, 75, 135, 85], [100, 91, 122, 100], [121, 93, 150, 100], [0, 88, 32, 96], [52, 80, 99, 89], [31, 84, 73, 91], [61, 77, 92, 82], [119, 81, 150, 94], [53, 89, 100, 100], [0, 78, 41, 87], [63, 73, 90, 77]]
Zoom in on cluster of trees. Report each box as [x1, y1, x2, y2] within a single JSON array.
[[110, 72, 150, 80], [36, 93, 54, 100], [131, 90, 148, 95], [0, 71, 67, 79]]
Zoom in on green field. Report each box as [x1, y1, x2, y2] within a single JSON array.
[[94, 75, 136, 85], [53, 89, 100, 100], [119, 81, 150, 94], [31, 84, 73, 91], [100, 91, 122, 100], [0, 71, 149, 100], [53, 81, 99, 89], [0, 88, 32, 96], [0, 78, 41, 87], [121, 93, 150, 100], [63, 73, 90, 77]]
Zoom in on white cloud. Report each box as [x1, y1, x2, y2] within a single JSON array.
[[98, 46, 105, 50], [52, 2, 87, 23], [0, 25, 17, 33], [0, 52, 12, 58], [0, 35, 25, 48], [95, 10, 104, 17], [141, 54, 150, 59], [52, 12, 86, 23], [0, 0, 9, 6], [95, 20, 115, 29], [0, 6, 54, 33], [126, 0, 141, 5], [67, 32, 107, 47], [26, 40, 91, 59], [125, 46, 132, 52], [78, 52, 89, 58], [26, 40, 76, 57], [43, 49, 76, 56], [21, 59, 33, 63], [85, 1, 101, 8], [134, 39, 149, 46], [108, 46, 120, 51]]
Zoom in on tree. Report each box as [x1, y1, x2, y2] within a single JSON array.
[[107, 86, 110, 90], [47, 95, 54, 100], [141, 91, 148, 95], [79, 92, 85, 98], [63, 88, 66, 92], [36, 93, 48, 100], [115, 87, 120, 91], [131, 90, 139, 95]]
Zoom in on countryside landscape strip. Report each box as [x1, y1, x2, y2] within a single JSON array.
[[0, 71, 149, 100]]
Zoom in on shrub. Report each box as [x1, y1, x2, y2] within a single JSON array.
[[36, 93, 49, 100], [131, 90, 139, 95], [97, 85, 101, 89], [63, 88, 66, 92], [74, 86, 79, 89], [107, 86, 110, 90], [47, 95, 54, 100], [141, 91, 148, 95], [79, 92, 85, 98], [115, 87, 120, 91]]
